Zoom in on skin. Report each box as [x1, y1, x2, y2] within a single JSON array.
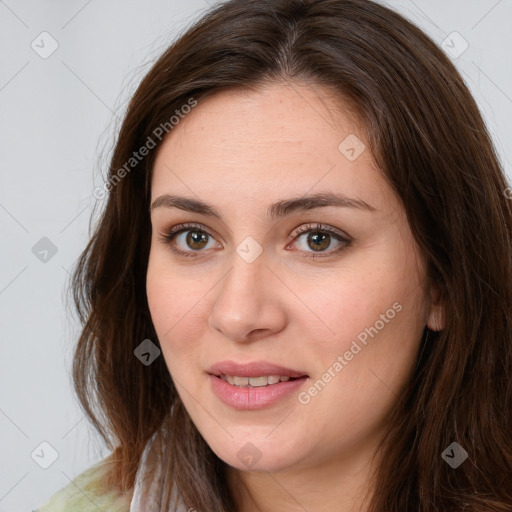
[[146, 80, 444, 512]]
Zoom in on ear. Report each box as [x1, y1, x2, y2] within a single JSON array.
[[426, 282, 444, 331]]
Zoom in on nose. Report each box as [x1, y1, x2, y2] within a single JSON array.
[[208, 253, 287, 344]]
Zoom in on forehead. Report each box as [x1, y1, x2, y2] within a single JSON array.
[[151, 82, 396, 214]]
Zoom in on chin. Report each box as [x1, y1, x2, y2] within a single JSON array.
[[205, 436, 306, 473]]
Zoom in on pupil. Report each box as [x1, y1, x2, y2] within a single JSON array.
[[308, 232, 329, 251], [187, 231, 207, 249]]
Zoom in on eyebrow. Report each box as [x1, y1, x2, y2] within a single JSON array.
[[150, 192, 376, 220]]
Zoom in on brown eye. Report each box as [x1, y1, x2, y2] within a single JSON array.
[[290, 223, 352, 259], [158, 223, 221, 259], [184, 230, 209, 250], [304, 231, 331, 252]]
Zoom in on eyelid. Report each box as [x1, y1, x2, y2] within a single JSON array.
[[289, 222, 350, 241], [160, 222, 221, 242]]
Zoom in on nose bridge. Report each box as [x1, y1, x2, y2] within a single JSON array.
[[215, 249, 266, 318], [208, 244, 284, 341], [220, 233, 268, 300]]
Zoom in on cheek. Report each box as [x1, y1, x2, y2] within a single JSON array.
[[290, 267, 394, 354], [296, 280, 425, 446], [146, 265, 175, 334], [147, 247, 195, 329], [146, 258, 209, 375], [147, 260, 184, 348], [299, 251, 426, 372]]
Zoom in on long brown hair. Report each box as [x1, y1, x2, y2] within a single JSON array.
[[71, 0, 512, 510]]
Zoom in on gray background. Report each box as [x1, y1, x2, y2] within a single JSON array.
[[0, 1, 511, 510]]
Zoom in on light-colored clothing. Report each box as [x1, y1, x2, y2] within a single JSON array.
[[34, 458, 131, 512], [34, 430, 185, 511]]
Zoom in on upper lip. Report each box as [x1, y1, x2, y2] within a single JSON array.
[[208, 360, 308, 378]]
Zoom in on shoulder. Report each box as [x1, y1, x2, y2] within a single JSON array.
[[34, 456, 132, 512]]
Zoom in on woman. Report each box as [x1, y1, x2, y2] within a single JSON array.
[[36, 0, 512, 510]]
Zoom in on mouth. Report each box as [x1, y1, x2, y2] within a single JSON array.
[[208, 363, 310, 410], [207, 360, 309, 407], [208, 360, 308, 381], [216, 374, 305, 388]]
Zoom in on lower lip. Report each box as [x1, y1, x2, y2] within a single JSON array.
[[209, 374, 308, 410]]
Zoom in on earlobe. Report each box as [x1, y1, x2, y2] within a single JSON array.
[[426, 304, 444, 331], [426, 284, 444, 331]]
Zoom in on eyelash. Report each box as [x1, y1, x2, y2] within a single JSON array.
[[157, 222, 352, 260]]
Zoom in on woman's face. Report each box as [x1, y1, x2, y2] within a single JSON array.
[[146, 81, 440, 474]]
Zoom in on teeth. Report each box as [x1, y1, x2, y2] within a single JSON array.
[[249, 376, 268, 387], [220, 374, 295, 387]]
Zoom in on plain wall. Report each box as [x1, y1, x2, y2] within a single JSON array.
[[0, 1, 510, 510]]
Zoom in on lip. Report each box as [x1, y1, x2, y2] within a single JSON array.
[[209, 374, 309, 410], [207, 360, 308, 379], [207, 360, 309, 410]]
